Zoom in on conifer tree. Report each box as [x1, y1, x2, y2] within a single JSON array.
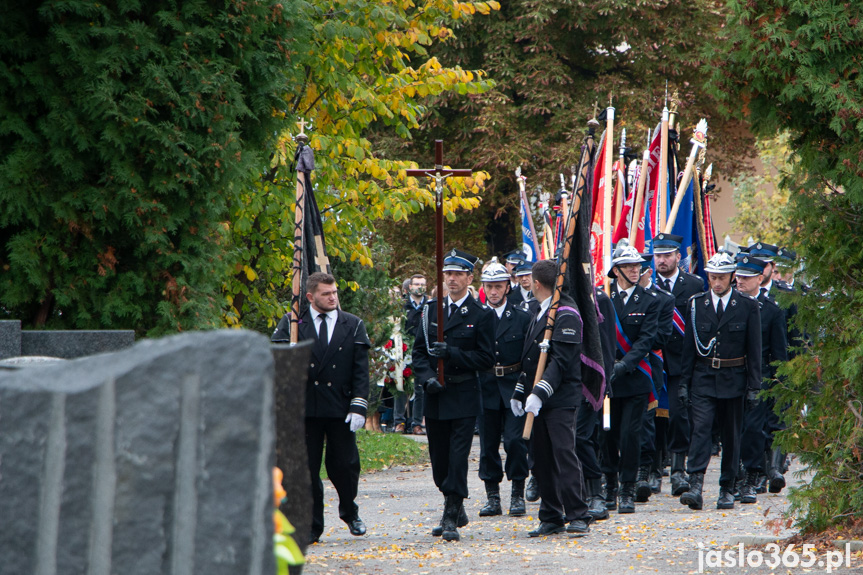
[[0, 1, 306, 333]]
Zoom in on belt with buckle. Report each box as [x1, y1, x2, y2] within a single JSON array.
[[698, 356, 746, 369], [491, 363, 521, 377]]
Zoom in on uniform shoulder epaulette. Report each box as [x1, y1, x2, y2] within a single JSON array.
[[690, 292, 707, 301], [775, 280, 795, 293], [740, 292, 759, 302], [518, 301, 531, 313], [644, 289, 657, 297]]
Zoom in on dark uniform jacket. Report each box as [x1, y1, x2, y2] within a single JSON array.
[[512, 295, 583, 410], [646, 283, 675, 396], [766, 280, 802, 360], [271, 309, 371, 418], [757, 292, 788, 384], [656, 270, 705, 376], [609, 281, 660, 397], [412, 294, 495, 420], [507, 285, 532, 307], [680, 289, 762, 399], [403, 295, 427, 339], [479, 301, 532, 411], [596, 288, 616, 384]]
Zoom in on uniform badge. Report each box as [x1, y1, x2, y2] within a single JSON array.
[[505, 310, 511, 318], [704, 299, 710, 306], [633, 294, 640, 302], [450, 249, 458, 257], [731, 299, 737, 307], [460, 306, 468, 315]]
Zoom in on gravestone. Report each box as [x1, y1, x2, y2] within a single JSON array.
[[0, 319, 135, 360], [0, 330, 278, 575]]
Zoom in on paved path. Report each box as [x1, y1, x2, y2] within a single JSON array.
[[303, 435, 858, 574]]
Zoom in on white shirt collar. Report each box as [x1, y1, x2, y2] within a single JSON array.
[[762, 279, 773, 295], [312, 308, 334, 322], [492, 301, 507, 318], [618, 283, 636, 302], [710, 289, 732, 311], [520, 286, 531, 299], [537, 296, 552, 320], [660, 268, 680, 288], [448, 293, 470, 310]]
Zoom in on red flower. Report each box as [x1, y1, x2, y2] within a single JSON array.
[[402, 343, 408, 352], [388, 364, 396, 371], [403, 367, 412, 377], [384, 340, 393, 350]]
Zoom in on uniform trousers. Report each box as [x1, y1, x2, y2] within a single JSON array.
[[741, 397, 770, 471], [426, 416, 476, 498], [666, 375, 691, 453], [575, 396, 602, 480], [479, 397, 529, 483], [640, 406, 657, 469], [687, 393, 743, 484], [306, 417, 361, 538], [601, 394, 649, 483], [532, 406, 590, 523]]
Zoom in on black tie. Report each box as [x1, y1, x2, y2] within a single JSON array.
[[449, 302, 458, 317], [317, 314, 329, 354], [663, 278, 672, 292], [716, 299, 724, 321]]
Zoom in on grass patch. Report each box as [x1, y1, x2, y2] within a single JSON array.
[[320, 430, 427, 479]]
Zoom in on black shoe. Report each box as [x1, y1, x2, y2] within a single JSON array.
[[767, 448, 787, 493], [347, 518, 366, 536], [309, 532, 321, 544], [431, 501, 468, 536], [755, 473, 768, 494], [635, 467, 652, 502], [441, 495, 462, 542], [604, 475, 619, 510], [618, 482, 636, 514], [566, 518, 591, 536], [740, 470, 759, 504], [711, 439, 721, 457], [648, 470, 662, 494], [528, 521, 565, 537], [509, 479, 527, 516], [680, 472, 704, 510], [586, 478, 609, 521], [670, 453, 690, 496], [525, 476, 540, 502], [716, 484, 735, 510], [479, 493, 502, 517]]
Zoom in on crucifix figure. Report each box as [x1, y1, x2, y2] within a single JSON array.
[[405, 140, 473, 383]]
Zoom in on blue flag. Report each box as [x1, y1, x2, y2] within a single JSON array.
[[670, 177, 696, 273], [520, 193, 539, 262]]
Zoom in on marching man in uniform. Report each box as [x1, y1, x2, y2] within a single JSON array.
[[678, 252, 762, 510], [271, 272, 371, 543], [476, 261, 532, 518], [512, 259, 593, 538], [412, 249, 495, 542]]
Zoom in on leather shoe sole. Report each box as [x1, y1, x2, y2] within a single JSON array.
[[347, 518, 366, 536], [566, 519, 590, 536], [528, 522, 565, 537]]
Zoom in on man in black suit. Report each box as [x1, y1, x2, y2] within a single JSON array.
[[270, 272, 371, 543], [602, 241, 660, 514], [678, 252, 762, 510], [476, 261, 532, 517], [636, 255, 675, 502], [652, 233, 705, 496], [402, 273, 428, 435], [511, 259, 593, 538], [735, 255, 788, 503], [413, 249, 495, 542]]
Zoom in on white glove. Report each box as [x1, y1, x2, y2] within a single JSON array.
[[525, 394, 542, 417], [510, 399, 525, 417], [345, 413, 365, 432]]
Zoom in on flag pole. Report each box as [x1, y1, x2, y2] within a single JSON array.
[[628, 130, 651, 245], [613, 128, 627, 228], [523, 119, 597, 440], [603, 97, 615, 296], [658, 101, 670, 233], [289, 119, 310, 345], [664, 119, 708, 233]]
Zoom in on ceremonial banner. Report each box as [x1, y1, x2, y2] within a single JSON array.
[[611, 159, 633, 246], [589, 130, 608, 286], [644, 124, 663, 255], [520, 187, 539, 262], [670, 177, 696, 273]]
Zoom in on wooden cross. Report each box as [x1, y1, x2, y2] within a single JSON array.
[[405, 140, 473, 383]]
